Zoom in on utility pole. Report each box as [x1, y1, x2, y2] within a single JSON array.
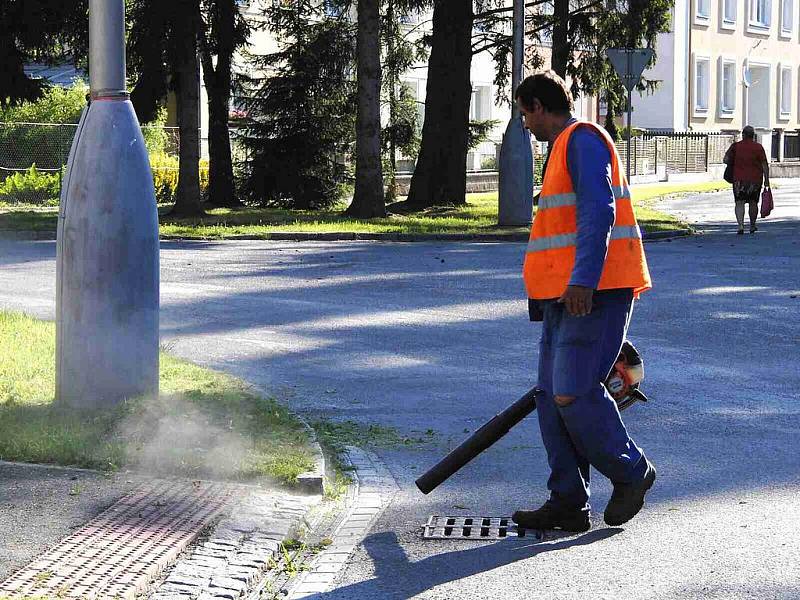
[[497, 0, 533, 226], [57, 0, 160, 409]]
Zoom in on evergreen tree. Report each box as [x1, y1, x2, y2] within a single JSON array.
[[128, 0, 206, 217], [238, 1, 357, 210], [199, 0, 251, 208], [345, 0, 385, 217], [0, 0, 86, 107], [381, 0, 426, 202], [404, 0, 473, 209]]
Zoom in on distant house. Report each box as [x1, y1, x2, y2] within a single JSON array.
[[23, 63, 87, 89], [630, 0, 799, 158]]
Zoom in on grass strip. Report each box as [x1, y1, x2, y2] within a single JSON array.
[[0, 310, 316, 486], [0, 181, 727, 237]]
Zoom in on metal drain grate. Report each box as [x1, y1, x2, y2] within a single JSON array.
[[422, 516, 543, 540]]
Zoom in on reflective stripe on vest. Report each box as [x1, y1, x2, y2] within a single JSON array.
[[538, 186, 630, 211], [525, 225, 642, 253], [522, 120, 652, 300]]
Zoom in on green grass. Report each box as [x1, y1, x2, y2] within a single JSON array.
[[0, 311, 316, 486], [311, 420, 437, 454], [0, 181, 728, 237]]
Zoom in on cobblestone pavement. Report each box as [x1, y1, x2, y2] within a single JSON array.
[[149, 488, 318, 600]]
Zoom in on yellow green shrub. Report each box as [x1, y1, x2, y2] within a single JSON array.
[[149, 153, 209, 204]]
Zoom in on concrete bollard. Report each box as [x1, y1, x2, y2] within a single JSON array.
[[56, 0, 159, 409]]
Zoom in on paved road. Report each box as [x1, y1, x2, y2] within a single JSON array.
[[1, 182, 798, 598]]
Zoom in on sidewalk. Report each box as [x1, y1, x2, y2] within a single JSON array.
[[0, 461, 322, 600], [0, 461, 142, 582]]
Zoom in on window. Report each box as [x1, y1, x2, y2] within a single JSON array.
[[719, 58, 736, 115], [324, 0, 343, 17], [696, 0, 710, 22], [781, 0, 794, 35], [399, 10, 420, 25], [721, 0, 737, 26], [470, 86, 492, 121], [780, 65, 792, 117], [749, 0, 772, 29], [694, 56, 711, 114]]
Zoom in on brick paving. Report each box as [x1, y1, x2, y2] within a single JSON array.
[[0, 479, 238, 600]]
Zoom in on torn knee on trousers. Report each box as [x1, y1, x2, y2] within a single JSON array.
[[555, 395, 576, 407]]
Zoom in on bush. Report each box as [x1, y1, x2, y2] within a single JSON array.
[[0, 83, 88, 172], [150, 153, 209, 204], [480, 155, 498, 170], [0, 82, 88, 124], [0, 166, 61, 206]]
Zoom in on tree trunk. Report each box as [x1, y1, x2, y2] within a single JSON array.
[[170, 0, 205, 217], [345, 0, 385, 218], [385, 0, 398, 203], [405, 0, 473, 209], [200, 0, 240, 208], [551, 0, 570, 78]]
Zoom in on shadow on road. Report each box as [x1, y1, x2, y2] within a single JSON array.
[[303, 528, 623, 599]]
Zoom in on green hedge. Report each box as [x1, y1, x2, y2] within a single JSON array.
[[0, 166, 60, 206]]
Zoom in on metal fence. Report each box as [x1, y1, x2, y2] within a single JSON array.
[[0, 122, 181, 205], [1, 122, 744, 206], [613, 131, 737, 177]]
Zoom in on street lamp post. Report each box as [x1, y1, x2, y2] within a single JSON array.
[[56, 0, 160, 409], [497, 0, 534, 227]]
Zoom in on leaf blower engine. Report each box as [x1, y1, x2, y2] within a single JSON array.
[[605, 340, 649, 411]]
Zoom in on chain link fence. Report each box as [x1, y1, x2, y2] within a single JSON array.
[[0, 122, 182, 206], [1, 122, 741, 206]]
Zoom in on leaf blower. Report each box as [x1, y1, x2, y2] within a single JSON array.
[[415, 341, 649, 495]]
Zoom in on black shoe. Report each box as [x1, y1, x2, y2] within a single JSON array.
[[512, 501, 590, 532], [737, 229, 744, 235], [750, 225, 758, 234], [604, 462, 657, 526]]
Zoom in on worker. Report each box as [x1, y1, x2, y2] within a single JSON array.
[[512, 71, 656, 532]]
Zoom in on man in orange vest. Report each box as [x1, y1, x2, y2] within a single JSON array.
[[511, 71, 656, 532]]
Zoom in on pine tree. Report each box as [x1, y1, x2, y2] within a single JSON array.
[[199, 0, 250, 208], [238, 2, 356, 210], [345, 0, 385, 217]]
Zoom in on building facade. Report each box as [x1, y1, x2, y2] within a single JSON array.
[[632, 0, 800, 156]]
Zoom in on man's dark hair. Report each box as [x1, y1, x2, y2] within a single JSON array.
[[742, 125, 755, 139], [515, 70, 574, 114]]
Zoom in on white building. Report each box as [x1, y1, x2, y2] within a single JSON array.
[[631, 0, 800, 156]]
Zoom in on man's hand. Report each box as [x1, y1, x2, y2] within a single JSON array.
[[558, 285, 594, 317]]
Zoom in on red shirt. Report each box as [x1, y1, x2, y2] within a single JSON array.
[[732, 140, 767, 183]]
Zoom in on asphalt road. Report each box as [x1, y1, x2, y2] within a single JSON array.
[[0, 182, 798, 598]]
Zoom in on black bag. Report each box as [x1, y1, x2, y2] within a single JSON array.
[[723, 144, 736, 183]]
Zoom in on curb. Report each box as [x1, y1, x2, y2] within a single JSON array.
[[286, 446, 399, 599], [295, 420, 327, 496], [2, 228, 692, 243]]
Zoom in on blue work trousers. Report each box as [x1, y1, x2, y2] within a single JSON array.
[[536, 288, 647, 511]]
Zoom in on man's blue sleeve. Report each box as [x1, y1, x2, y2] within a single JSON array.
[[566, 127, 615, 289]]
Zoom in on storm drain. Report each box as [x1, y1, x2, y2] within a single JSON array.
[[423, 516, 543, 540]]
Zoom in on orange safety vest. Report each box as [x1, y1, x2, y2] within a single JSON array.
[[523, 121, 652, 300]]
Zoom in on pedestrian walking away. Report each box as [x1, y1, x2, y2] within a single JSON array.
[[512, 71, 657, 533], [724, 125, 771, 235]]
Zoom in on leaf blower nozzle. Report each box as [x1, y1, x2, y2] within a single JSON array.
[[415, 340, 650, 495]]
